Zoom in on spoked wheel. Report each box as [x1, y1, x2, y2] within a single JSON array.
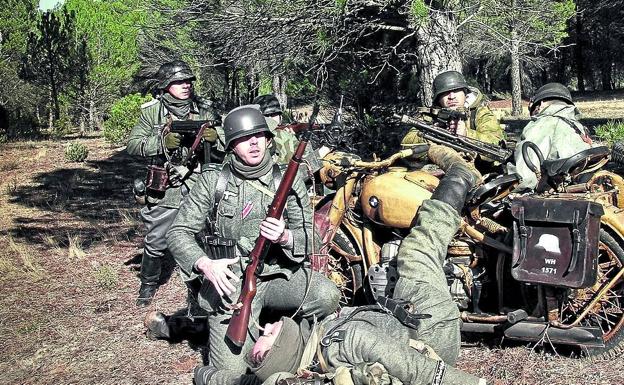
[[326, 226, 365, 306], [559, 230, 624, 358]]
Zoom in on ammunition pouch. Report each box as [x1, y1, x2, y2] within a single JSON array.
[[511, 197, 603, 288], [203, 235, 237, 259]]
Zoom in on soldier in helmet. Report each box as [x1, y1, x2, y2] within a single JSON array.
[[194, 145, 488, 385], [127, 60, 220, 306], [166, 105, 341, 385], [511, 82, 592, 191], [252, 94, 322, 176], [402, 70, 503, 147]]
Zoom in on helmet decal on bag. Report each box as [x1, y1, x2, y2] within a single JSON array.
[[223, 105, 273, 149]]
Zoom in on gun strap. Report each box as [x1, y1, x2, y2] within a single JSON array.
[[210, 163, 233, 232]]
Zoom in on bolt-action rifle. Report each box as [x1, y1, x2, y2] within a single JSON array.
[[225, 131, 312, 347], [394, 113, 512, 163]]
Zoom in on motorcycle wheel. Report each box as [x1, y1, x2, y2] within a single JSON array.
[[560, 229, 624, 359], [329, 227, 365, 306]]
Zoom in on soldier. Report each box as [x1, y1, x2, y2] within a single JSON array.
[[166, 105, 341, 385], [402, 70, 503, 146], [511, 82, 592, 191], [127, 60, 220, 306], [194, 145, 487, 385], [252, 94, 322, 176]]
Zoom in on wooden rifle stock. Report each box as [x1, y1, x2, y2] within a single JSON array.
[[225, 131, 312, 347]]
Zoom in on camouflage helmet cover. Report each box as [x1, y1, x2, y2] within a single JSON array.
[[432, 70, 470, 105], [156, 60, 196, 90], [252, 94, 283, 116], [528, 82, 573, 113], [223, 104, 273, 149]]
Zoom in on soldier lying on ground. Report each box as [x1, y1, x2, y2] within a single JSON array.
[[166, 105, 341, 385], [194, 144, 489, 385]]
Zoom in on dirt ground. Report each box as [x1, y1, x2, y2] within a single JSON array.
[[0, 136, 623, 385]]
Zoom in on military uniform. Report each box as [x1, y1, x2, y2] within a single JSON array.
[[267, 118, 323, 179], [167, 126, 340, 385], [510, 102, 591, 190], [127, 94, 220, 302], [401, 87, 503, 147], [252, 199, 485, 385]]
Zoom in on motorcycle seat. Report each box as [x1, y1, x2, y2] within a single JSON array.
[[542, 146, 609, 178]]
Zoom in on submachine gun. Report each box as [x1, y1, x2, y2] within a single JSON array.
[[394, 111, 513, 163], [167, 118, 222, 165], [225, 131, 312, 347]]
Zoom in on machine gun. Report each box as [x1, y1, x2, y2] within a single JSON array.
[[167, 118, 221, 164], [225, 131, 311, 347], [395, 113, 512, 163]]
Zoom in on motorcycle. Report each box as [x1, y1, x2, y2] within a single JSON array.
[[311, 140, 624, 359]]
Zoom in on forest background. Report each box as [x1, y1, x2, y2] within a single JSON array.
[[2, 0, 624, 151]]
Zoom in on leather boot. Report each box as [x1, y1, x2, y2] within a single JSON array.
[[144, 311, 170, 339], [431, 162, 478, 214], [136, 251, 162, 307], [427, 144, 482, 184]]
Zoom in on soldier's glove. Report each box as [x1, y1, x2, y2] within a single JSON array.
[[202, 127, 218, 144], [164, 132, 182, 149]]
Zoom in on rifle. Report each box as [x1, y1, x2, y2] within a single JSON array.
[[394, 113, 512, 163], [225, 131, 312, 347], [168, 119, 222, 164]]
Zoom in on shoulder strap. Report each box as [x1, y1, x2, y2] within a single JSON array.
[[210, 163, 232, 228], [470, 108, 478, 131], [557, 116, 593, 145]]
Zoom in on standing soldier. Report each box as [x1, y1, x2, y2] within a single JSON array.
[[511, 82, 592, 191], [127, 60, 220, 306], [402, 70, 503, 146], [166, 105, 340, 385]]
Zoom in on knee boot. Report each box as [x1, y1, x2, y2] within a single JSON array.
[[137, 251, 162, 307], [430, 162, 478, 214]]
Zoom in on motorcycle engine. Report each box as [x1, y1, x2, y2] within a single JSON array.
[[366, 239, 400, 298], [444, 239, 477, 311]]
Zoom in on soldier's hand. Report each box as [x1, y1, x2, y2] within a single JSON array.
[[260, 217, 290, 245], [203, 127, 218, 143], [164, 132, 182, 149], [194, 256, 240, 297]]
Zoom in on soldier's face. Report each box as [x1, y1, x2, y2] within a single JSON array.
[[166, 79, 193, 100], [438, 89, 466, 109], [232, 132, 269, 166], [250, 321, 283, 366]]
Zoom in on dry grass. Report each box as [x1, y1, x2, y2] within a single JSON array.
[[0, 235, 44, 280], [67, 232, 87, 260]]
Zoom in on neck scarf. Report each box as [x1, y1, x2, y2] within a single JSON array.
[[162, 93, 192, 119], [231, 150, 273, 180]]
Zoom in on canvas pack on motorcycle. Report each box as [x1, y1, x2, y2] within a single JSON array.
[[510, 197, 604, 288]]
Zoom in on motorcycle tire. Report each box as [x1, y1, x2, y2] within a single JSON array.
[[612, 141, 624, 167], [560, 229, 624, 359]]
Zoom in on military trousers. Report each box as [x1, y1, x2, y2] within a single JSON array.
[[139, 204, 179, 283], [205, 266, 340, 385]]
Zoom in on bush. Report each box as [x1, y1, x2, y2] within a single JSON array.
[[65, 142, 89, 162], [594, 120, 624, 146], [103, 93, 152, 146]]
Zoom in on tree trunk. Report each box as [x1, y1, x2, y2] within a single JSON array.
[[574, 8, 585, 92], [412, 9, 462, 106], [272, 74, 288, 110], [48, 88, 54, 130], [510, 29, 522, 116]]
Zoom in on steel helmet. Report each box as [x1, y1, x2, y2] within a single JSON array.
[[156, 60, 196, 90], [528, 82, 573, 114], [252, 94, 283, 116], [223, 104, 273, 149], [432, 71, 470, 105]]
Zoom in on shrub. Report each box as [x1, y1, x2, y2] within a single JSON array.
[[594, 120, 624, 146], [103, 93, 152, 146], [65, 142, 89, 162]]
